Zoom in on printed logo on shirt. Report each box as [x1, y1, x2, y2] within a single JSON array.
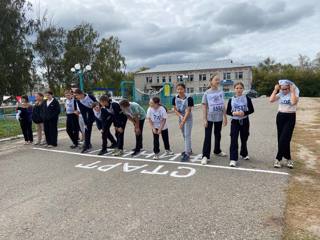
[[207, 92, 224, 113]]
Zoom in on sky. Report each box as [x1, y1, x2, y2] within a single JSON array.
[[30, 0, 320, 71]]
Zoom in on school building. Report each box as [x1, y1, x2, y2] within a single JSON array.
[[134, 59, 253, 93]]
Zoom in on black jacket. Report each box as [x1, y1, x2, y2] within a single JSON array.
[[42, 98, 61, 121], [226, 95, 254, 117], [95, 108, 113, 130], [32, 102, 44, 123], [106, 101, 127, 128], [76, 94, 97, 126]]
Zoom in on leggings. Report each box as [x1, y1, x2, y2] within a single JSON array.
[[202, 121, 223, 159], [276, 112, 296, 160], [153, 128, 170, 154]]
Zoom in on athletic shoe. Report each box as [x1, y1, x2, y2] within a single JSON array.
[[180, 152, 186, 160], [98, 149, 108, 155], [113, 149, 124, 156], [153, 154, 159, 160], [229, 160, 237, 167], [181, 154, 190, 162], [81, 146, 91, 153], [201, 156, 208, 165], [274, 160, 281, 168], [109, 143, 117, 149], [70, 145, 78, 149], [287, 160, 294, 169], [215, 151, 227, 157], [40, 142, 47, 146], [242, 156, 250, 160], [131, 150, 141, 156], [47, 145, 53, 148], [165, 150, 174, 155], [33, 142, 40, 146]]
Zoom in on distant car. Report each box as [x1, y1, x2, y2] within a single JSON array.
[[246, 89, 259, 98]]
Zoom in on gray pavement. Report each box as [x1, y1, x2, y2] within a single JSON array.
[[0, 98, 289, 240]]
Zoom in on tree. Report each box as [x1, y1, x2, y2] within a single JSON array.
[[34, 26, 65, 94], [0, 0, 38, 103]]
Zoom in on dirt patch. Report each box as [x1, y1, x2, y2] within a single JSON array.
[[282, 98, 320, 240]]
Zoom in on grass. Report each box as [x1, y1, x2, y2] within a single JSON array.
[[0, 118, 66, 139], [282, 99, 320, 240]]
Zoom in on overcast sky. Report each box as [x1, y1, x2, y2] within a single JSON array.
[[30, 0, 320, 71]]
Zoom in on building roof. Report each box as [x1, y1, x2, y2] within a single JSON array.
[[136, 59, 252, 74]]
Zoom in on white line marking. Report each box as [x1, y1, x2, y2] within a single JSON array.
[[32, 148, 289, 176], [88, 149, 101, 154]]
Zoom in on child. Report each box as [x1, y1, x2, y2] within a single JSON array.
[[201, 75, 228, 165], [172, 83, 194, 162], [32, 92, 45, 145], [269, 79, 299, 169], [146, 97, 174, 160], [226, 82, 254, 167], [73, 89, 97, 153], [17, 96, 33, 145], [42, 91, 61, 147], [101, 95, 127, 156], [119, 99, 146, 156], [65, 90, 80, 148]]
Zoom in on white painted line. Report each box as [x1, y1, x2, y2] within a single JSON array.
[[88, 149, 101, 154], [32, 147, 289, 176]]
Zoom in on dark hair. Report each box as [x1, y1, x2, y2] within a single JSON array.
[[45, 90, 53, 95], [21, 95, 29, 102], [92, 102, 100, 108], [119, 99, 130, 108], [176, 83, 186, 89], [36, 92, 44, 98], [234, 82, 244, 88], [99, 95, 110, 102], [64, 89, 72, 94], [151, 97, 167, 112], [73, 89, 83, 95]]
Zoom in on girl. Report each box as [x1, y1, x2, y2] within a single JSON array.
[[32, 92, 45, 145], [201, 75, 228, 165], [226, 82, 254, 167], [172, 83, 194, 162], [146, 97, 174, 160], [65, 90, 80, 148], [17, 96, 33, 144], [119, 99, 146, 156], [269, 79, 299, 169]]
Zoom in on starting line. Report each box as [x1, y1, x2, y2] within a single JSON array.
[[33, 147, 289, 176]]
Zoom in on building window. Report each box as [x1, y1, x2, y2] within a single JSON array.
[[199, 74, 206, 81], [177, 75, 183, 82], [199, 87, 207, 92], [188, 74, 194, 81], [157, 76, 160, 83], [162, 76, 166, 83], [146, 77, 152, 83], [169, 76, 171, 83], [223, 72, 231, 80], [189, 87, 194, 93], [235, 72, 243, 80]]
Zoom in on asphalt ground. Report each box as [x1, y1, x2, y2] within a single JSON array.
[[0, 97, 289, 240]]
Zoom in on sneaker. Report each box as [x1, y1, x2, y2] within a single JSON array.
[[181, 154, 190, 162], [33, 142, 40, 146], [242, 156, 250, 160], [165, 150, 174, 155], [70, 145, 78, 149], [201, 156, 208, 165], [287, 160, 294, 169], [109, 143, 117, 149], [131, 150, 141, 156], [81, 147, 89, 153], [98, 149, 108, 156], [229, 160, 237, 167], [274, 160, 281, 168], [215, 151, 227, 157], [113, 149, 123, 156], [153, 154, 159, 160], [47, 145, 53, 148], [180, 152, 186, 160]]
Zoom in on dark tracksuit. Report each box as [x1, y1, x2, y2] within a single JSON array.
[[106, 101, 127, 150], [65, 98, 80, 146], [42, 98, 61, 146], [17, 106, 33, 142], [76, 94, 97, 149], [95, 108, 117, 150], [226, 95, 254, 161]]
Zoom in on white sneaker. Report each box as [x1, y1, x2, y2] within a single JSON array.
[[229, 160, 237, 167], [215, 151, 227, 157], [113, 149, 123, 156], [201, 156, 208, 165], [274, 160, 281, 168], [153, 154, 159, 160], [287, 160, 294, 169], [165, 150, 174, 155], [242, 156, 250, 160]]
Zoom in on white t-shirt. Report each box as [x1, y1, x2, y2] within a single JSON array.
[[47, 98, 53, 106], [277, 92, 299, 113], [146, 106, 168, 130]]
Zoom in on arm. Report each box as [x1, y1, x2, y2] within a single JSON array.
[[202, 103, 208, 127], [244, 96, 254, 116], [270, 84, 280, 103], [173, 106, 183, 118], [223, 106, 227, 126], [226, 99, 232, 116], [290, 84, 299, 105]]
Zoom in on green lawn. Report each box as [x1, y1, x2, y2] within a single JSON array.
[[0, 118, 66, 139]]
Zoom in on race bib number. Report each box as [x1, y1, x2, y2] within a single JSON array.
[[207, 93, 224, 113]]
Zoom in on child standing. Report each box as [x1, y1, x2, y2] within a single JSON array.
[[201, 75, 227, 165], [32, 92, 45, 145], [146, 97, 174, 160], [119, 99, 146, 156], [17, 96, 33, 145], [269, 79, 299, 169], [172, 83, 194, 162], [226, 82, 254, 167], [65, 90, 80, 148]]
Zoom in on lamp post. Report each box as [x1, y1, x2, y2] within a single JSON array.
[[71, 63, 92, 91]]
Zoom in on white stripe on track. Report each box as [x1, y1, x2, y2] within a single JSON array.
[[33, 147, 289, 176]]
